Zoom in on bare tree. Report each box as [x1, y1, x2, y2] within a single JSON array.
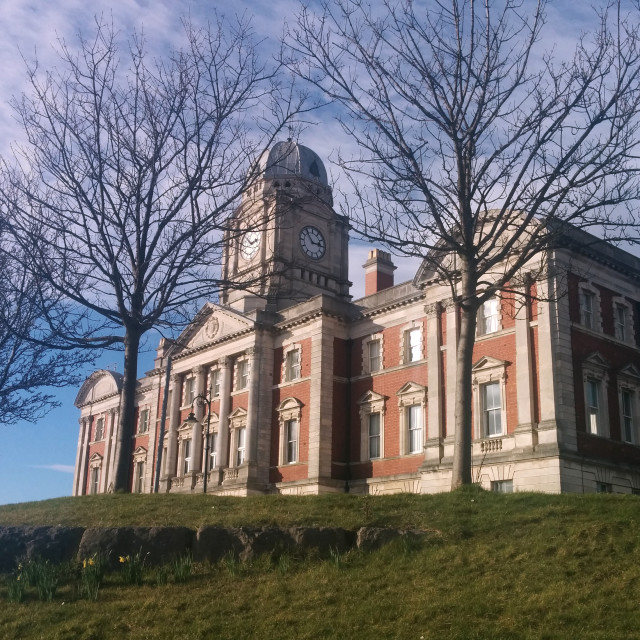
[[286, 0, 640, 487], [0, 221, 92, 426], [1, 15, 305, 490]]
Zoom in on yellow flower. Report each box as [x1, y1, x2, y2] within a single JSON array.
[[119, 555, 127, 563], [16, 575, 21, 581], [83, 559, 87, 569], [88, 558, 95, 566]]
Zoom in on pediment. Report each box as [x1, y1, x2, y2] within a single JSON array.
[[229, 407, 248, 420], [277, 397, 304, 412], [174, 303, 255, 352], [358, 390, 387, 405], [133, 446, 147, 462], [584, 352, 609, 369], [397, 381, 427, 397], [75, 370, 124, 407], [472, 356, 508, 371], [89, 452, 103, 465], [619, 363, 640, 380]]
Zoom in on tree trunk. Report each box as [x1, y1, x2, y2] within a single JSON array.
[[112, 327, 141, 492], [450, 271, 478, 489]]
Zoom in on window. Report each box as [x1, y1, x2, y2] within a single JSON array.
[[277, 398, 303, 465], [586, 379, 601, 435], [483, 382, 503, 437], [578, 284, 603, 331], [90, 467, 100, 495], [368, 340, 382, 373], [397, 382, 426, 455], [491, 480, 513, 493], [621, 388, 635, 443], [407, 405, 423, 454], [285, 419, 299, 463], [138, 409, 149, 434], [582, 353, 610, 438], [94, 417, 105, 441], [615, 304, 627, 341], [184, 377, 196, 406], [210, 433, 218, 470], [182, 438, 192, 474], [359, 391, 386, 461], [135, 461, 144, 493], [236, 360, 249, 390], [368, 413, 381, 459], [285, 349, 301, 381], [596, 481, 612, 494], [210, 369, 220, 396], [405, 328, 421, 363], [236, 428, 246, 465], [479, 298, 500, 335], [472, 356, 507, 440]]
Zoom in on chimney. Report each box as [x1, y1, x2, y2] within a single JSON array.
[[363, 249, 396, 296]]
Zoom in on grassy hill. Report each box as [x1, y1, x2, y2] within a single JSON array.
[[1, 489, 639, 639]]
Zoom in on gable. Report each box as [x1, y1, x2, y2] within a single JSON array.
[[174, 303, 256, 352], [75, 370, 123, 407]]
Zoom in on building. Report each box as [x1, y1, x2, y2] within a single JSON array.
[[73, 140, 640, 497]]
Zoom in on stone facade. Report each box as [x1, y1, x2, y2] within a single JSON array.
[[73, 141, 640, 497]]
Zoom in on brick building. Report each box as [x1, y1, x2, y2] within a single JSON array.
[[73, 140, 640, 496]]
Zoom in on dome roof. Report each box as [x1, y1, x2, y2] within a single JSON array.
[[259, 140, 329, 186]]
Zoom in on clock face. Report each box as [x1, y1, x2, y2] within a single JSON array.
[[240, 230, 260, 260], [299, 225, 326, 260]]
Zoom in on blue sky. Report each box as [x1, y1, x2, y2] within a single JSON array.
[[0, 0, 633, 504]]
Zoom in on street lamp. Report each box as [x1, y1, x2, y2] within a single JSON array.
[[184, 392, 213, 494]]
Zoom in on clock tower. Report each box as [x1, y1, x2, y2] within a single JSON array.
[[220, 140, 351, 312]]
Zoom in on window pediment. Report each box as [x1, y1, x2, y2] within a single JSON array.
[[584, 352, 609, 369], [472, 356, 508, 372], [397, 382, 427, 407], [277, 397, 304, 413], [619, 363, 640, 381], [89, 453, 103, 468], [133, 446, 147, 463], [358, 390, 387, 405]]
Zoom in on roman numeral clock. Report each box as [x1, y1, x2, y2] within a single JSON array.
[[220, 140, 351, 313]]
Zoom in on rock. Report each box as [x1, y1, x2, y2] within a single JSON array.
[[356, 526, 402, 551], [77, 527, 194, 567], [0, 526, 85, 572], [193, 526, 245, 563], [289, 526, 356, 557]]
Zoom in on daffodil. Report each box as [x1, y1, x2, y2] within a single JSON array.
[[83, 559, 87, 568], [88, 557, 95, 566], [119, 555, 126, 563]]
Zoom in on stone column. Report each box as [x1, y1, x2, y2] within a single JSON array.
[[100, 410, 116, 493], [445, 300, 459, 444], [107, 408, 119, 491], [216, 357, 232, 471], [165, 373, 182, 479], [514, 287, 537, 449], [425, 302, 444, 464], [245, 347, 261, 464], [190, 366, 206, 473], [73, 418, 88, 496], [308, 319, 334, 482]]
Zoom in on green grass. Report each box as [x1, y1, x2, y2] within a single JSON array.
[[2, 488, 640, 639]]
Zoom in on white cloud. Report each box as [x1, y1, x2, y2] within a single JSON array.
[[29, 464, 75, 474]]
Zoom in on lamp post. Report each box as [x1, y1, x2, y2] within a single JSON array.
[[184, 392, 213, 494]]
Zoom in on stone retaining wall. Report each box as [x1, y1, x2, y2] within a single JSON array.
[[0, 525, 437, 573]]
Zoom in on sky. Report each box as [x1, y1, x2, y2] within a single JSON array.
[[0, 0, 632, 505]]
